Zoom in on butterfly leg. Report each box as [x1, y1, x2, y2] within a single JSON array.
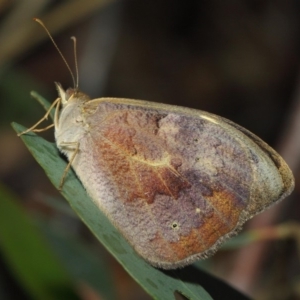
[[59, 141, 79, 190], [17, 98, 61, 136]]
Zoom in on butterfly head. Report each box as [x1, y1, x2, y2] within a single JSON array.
[[55, 82, 90, 106]]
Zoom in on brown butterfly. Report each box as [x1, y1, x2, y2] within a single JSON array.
[[19, 19, 294, 269]]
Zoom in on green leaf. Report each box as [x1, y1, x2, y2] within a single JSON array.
[[0, 183, 78, 300], [30, 91, 55, 121], [11, 92, 251, 300]]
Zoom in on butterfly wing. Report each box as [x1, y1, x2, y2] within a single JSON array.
[[71, 98, 294, 269]]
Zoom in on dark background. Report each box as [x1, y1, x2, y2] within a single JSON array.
[[1, 1, 300, 299]]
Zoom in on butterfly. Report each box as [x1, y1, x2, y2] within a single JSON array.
[[18, 19, 294, 269]]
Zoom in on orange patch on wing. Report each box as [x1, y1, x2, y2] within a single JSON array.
[[206, 189, 242, 228], [97, 122, 190, 203], [194, 189, 242, 247], [147, 189, 243, 263], [148, 230, 207, 263], [169, 229, 207, 260]]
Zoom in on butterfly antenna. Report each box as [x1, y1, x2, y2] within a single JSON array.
[[71, 37, 79, 91], [33, 18, 76, 89]]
